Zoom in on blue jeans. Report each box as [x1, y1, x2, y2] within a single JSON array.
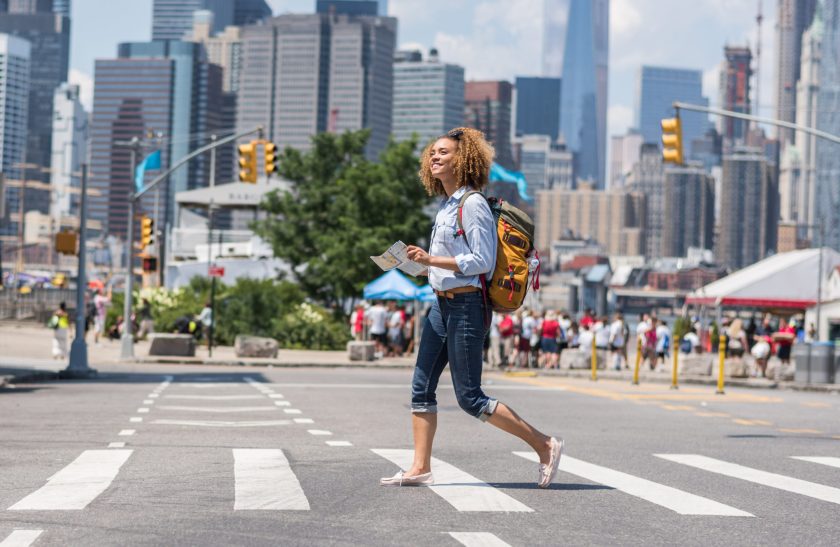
[[411, 292, 498, 421]]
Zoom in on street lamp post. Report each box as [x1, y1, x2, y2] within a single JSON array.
[[63, 164, 97, 379], [117, 137, 141, 360]]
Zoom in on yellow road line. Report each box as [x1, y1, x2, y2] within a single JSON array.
[[661, 404, 694, 411], [693, 412, 731, 418], [801, 402, 832, 409], [778, 428, 824, 434]]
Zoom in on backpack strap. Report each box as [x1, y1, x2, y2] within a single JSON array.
[[456, 189, 491, 327], [456, 190, 483, 240]]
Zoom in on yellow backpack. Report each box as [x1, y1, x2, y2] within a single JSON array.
[[457, 191, 540, 312]]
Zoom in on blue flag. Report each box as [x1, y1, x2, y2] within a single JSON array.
[[135, 150, 162, 192], [489, 162, 531, 201]]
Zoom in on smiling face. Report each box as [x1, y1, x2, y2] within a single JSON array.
[[429, 137, 458, 183]]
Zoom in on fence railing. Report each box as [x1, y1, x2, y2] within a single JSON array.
[[0, 288, 77, 322]]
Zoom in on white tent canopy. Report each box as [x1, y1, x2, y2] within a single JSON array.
[[687, 248, 840, 310]]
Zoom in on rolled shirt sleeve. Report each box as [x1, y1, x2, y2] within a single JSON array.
[[454, 194, 497, 277]]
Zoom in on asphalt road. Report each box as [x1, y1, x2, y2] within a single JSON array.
[[1, 363, 839, 546]]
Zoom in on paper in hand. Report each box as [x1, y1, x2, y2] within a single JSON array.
[[370, 240, 428, 277]]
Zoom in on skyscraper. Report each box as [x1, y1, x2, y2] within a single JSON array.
[[542, 0, 570, 77], [717, 148, 778, 269], [8, 0, 52, 12], [718, 46, 752, 146], [514, 135, 573, 194], [0, 33, 30, 240], [661, 165, 715, 257], [50, 83, 88, 226], [635, 66, 709, 153], [609, 129, 643, 189], [514, 76, 561, 141], [625, 143, 665, 259], [90, 42, 223, 235], [0, 7, 69, 175], [815, 0, 840, 250], [464, 81, 514, 167], [236, 12, 397, 159], [233, 0, 271, 25], [392, 49, 464, 145], [152, 0, 234, 40], [775, 0, 817, 145], [317, 0, 387, 16], [559, 0, 608, 188]]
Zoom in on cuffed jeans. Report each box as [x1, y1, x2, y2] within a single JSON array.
[[411, 291, 498, 421]]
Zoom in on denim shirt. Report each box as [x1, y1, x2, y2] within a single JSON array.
[[428, 186, 497, 291]]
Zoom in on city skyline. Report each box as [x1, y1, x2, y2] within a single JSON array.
[[66, 0, 775, 144]]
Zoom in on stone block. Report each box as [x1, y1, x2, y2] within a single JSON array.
[[148, 334, 195, 357], [561, 349, 606, 369], [347, 341, 376, 361], [724, 358, 749, 378], [234, 335, 279, 358], [679, 354, 713, 376]]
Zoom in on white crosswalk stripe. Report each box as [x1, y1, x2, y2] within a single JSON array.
[[8, 450, 132, 510], [514, 452, 751, 516], [156, 405, 278, 413], [0, 530, 43, 547], [152, 419, 291, 427], [233, 449, 309, 510], [656, 454, 840, 505], [791, 456, 840, 470], [448, 532, 511, 547], [373, 449, 533, 512]]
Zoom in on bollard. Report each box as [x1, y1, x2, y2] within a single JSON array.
[[591, 334, 597, 381], [633, 337, 642, 385], [671, 336, 680, 389], [716, 334, 726, 394]]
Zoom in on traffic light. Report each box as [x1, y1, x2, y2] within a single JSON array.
[[238, 142, 258, 183], [55, 231, 77, 255], [264, 142, 278, 175], [142, 256, 158, 273], [140, 216, 154, 249], [661, 116, 684, 165]]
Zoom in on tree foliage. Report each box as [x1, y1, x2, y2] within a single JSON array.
[[252, 130, 432, 306]]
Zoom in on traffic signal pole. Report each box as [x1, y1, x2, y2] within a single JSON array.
[[119, 126, 263, 360]]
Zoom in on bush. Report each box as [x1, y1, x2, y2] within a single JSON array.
[[213, 278, 304, 345], [272, 302, 351, 350]]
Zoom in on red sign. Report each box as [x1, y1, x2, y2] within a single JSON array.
[[208, 266, 225, 278]]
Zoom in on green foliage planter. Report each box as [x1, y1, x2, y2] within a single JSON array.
[[273, 302, 351, 350]]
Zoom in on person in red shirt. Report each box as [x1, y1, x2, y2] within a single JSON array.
[[540, 311, 562, 369], [580, 308, 595, 330]]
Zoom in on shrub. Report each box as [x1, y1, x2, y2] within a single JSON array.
[[272, 302, 350, 350], [213, 278, 304, 345]]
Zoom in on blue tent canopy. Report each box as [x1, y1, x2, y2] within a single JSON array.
[[363, 269, 426, 301], [415, 284, 436, 302]]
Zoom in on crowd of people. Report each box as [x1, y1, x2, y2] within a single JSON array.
[[350, 301, 416, 358]]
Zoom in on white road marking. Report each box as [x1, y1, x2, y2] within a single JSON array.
[[118, 429, 135, 436], [274, 401, 291, 407], [164, 394, 263, 401], [515, 452, 751, 516], [792, 457, 840, 470], [233, 449, 309, 510], [374, 449, 532, 512], [143, 400, 154, 405], [183, 384, 230, 389], [129, 417, 142, 423], [283, 409, 302, 414], [262, 383, 566, 392], [108, 442, 125, 448], [148, 393, 159, 398], [152, 419, 292, 427], [0, 530, 43, 547], [656, 454, 840, 506], [326, 441, 353, 447], [269, 394, 285, 399], [448, 532, 511, 547], [156, 405, 278, 413], [137, 408, 150, 413], [8, 450, 132, 510], [307, 430, 332, 436], [293, 418, 314, 424]]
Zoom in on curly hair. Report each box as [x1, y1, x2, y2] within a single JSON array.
[[418, 127, 495, 196]]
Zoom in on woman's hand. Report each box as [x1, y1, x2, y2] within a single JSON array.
[[406, 245, 431, 266]]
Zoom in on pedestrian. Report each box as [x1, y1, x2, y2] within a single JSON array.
[[350, 303, 365, 341], [609, 313, 626, 370], [403, 311, 415, 354], [487, 312, 503, 368], [137, 298, 155, 341], [580, 308, 595, 330], [540, 310, 561, 369], [498, 313, 515, 368], [382, 127, 562, 488], [774, 320, 796, 365], [386, 301, 404, 357], [750, 335, 772, 377], [49, 301, 71, 359], [656, 319, 671, 367], [367, 301, 388, 357], [198, 301, 213, 348], [725, 318, 747, 358], [93, 288, 110, 345], [516, 310, 535, 368]]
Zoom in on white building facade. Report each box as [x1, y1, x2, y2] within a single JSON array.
[[50, 82, 88, 228]]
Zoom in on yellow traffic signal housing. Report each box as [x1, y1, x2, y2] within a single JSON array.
[[55, 231, 78, 255], [661, 117, 684, 165], [140, 216, 154, 249], [238, 142, 258, 183], [264, 142, 278, 175]]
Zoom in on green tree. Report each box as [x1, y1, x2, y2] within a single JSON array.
[[253, 130, 431, 307], [214, 278, 304, 345]]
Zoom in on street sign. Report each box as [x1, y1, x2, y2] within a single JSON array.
[[209, 266, 225, 277]]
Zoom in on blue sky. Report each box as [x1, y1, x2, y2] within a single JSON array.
[[69, 0, 774, 140]]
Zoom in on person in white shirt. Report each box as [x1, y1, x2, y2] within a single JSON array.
[[517, 311, 536, 368], [387, 302, 405, 357], [577, 325, 594, 353], [367, 301, 389, 355], [655, 320, 671, 367], [594, 318, 610, 350], [608, 313, 626, 370]]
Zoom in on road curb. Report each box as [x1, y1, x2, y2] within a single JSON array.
[[1, 369, 60, 386], [133, 358, 414, 369]]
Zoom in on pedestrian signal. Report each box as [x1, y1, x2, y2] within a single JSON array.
[[238, 142, 258, 183], [140, 216, 154, 249], [264, 142, 278, 175], [142, 256, 158, 273], [661, 117, 684, 165]]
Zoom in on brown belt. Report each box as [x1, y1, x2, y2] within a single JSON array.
[[434, 286, 481, 299]]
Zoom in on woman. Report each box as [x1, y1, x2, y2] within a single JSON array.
[[381, 128, 562, 488], [50, 301, 71, 359], [540, 310, 561, 369]]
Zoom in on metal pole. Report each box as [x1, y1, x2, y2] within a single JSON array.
[[119, 143, 139, 360], [65, 164, 96, 378], [207, 201, 214, 358], [671, 335, 680, 390], [590, 334, 597, 381], [815, 223, 824, 342], [16, 165, 26, 274], [209, 134, 217, 188]]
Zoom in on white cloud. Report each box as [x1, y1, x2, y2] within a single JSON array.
[[608, 104, 634, 138], [69, 68, 94, 112]]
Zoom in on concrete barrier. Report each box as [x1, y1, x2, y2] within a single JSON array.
[[561, 349, 606, 370], [347, 341, 376, 361], [234, 335, 279, 358], [679, 354, 713, 376], [148, 334, 195, 357]]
